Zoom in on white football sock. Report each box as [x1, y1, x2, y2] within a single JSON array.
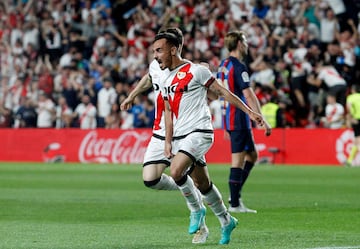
[[152, 174, 179, 190], [177, 175, 202, 212], [203, 184, 231, 227]]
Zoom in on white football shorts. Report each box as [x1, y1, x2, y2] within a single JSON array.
[[143, 136, 171, 166], [172, 131, 214, 165]]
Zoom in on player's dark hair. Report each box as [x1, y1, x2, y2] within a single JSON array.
[[224, 30, 246, 52], [164, 27, 184, 47], [153, 32, 180, 48]]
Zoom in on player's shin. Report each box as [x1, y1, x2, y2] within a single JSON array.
[[176, 175, 203, 211], [202, 183, 231, 227], [143, 174, 178, 190]]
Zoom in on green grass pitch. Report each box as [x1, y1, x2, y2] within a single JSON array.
[[0, 162, 359, 249]]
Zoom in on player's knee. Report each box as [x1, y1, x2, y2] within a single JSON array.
[[170, 167, 183, 182], [143, 178, 161, 189], [196, 180, 211, 194]]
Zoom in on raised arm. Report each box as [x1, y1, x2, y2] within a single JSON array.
[[120, 73, 153, 111], [208, 79, 264, 126]]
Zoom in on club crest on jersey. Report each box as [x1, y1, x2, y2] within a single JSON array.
[[177, 72, 186, 79]]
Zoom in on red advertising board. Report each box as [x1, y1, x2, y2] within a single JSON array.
[[0, 128, 359, 166]]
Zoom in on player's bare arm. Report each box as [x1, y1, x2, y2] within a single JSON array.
[[120, 73, 152, 111], [243, 87, 272, 136], [209, 79, 264, 126], [164, 99, 174, 159]]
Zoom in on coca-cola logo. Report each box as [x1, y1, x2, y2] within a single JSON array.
[[79, 130, 151, 163]]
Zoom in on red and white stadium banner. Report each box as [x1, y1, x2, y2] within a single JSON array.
[[0, 128, 359, 166]]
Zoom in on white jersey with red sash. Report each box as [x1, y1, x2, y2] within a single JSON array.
[[149, 60, 170, 137], [161, 62, 214, 137]]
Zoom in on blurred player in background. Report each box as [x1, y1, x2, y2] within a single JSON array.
[[153, 31, 264, 244], [217, 30, 271, 213], [121, 27, 209, 244], [345, 84, 360, 166]]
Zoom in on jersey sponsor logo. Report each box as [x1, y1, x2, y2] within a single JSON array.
[[153, 83, 160, 91], [241, 71, 250, 82], [164, 83, 188, 94]]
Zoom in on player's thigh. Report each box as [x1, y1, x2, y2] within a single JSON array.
[[143, 163, 168, 181], [176, 132, 214, 162], [143, 136, 170, 181], [229, 130, 256, 167], [189, 165, 211, 191], [170, 152, 194, 180]]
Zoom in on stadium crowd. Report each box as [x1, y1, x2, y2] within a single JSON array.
[[0, 0, 359, 129]]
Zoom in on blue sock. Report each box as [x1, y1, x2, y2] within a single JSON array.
[[229, 168, 243, 207]]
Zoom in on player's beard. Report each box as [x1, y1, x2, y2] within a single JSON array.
[[157, 59, 168, 70]]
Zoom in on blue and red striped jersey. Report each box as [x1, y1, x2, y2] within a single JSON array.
[[216, 56, 251, 131]]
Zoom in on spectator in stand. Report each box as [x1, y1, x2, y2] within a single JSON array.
[[283, 44, 313, 126], [41, 16, 63, 67], [59, 46, 77, 69], [105, 103, 121, 129], [73, 94, 97, 129], [23, 20, 40, 51], [79, 76, 98, 107], [264, 0, 282, 27], [336, 19, 358, 69], [305, 43, 324, 126], [209, 98, 223, 129], [296, 17, 320, 44], [0, 103, 14, 128], [248, 18, 270, 57], [261, 97, 286, 128], [36, 91, 55, 128], [251, 0, 269, 19], [36, 62, 54, 97], [294, 1, 320, 28], [53, 67, 79, 110], [230, 0, 251, 26], [14, 96, 37, 128], [129, 96, 146, 128], [91, 0, 112, 20], [102, 46, 119, 70], [97, 77, 116, 127], [137, 98, 155, 129], [307, 61, 348, 107], [320, 93, 345, 129], [273, 58, 291, 98], [250, 54, 276, 97], [316, 5, 340, 52], [194, 30, 210, 55], [5, 76, 24, 115], [55, 95, 73, 128]]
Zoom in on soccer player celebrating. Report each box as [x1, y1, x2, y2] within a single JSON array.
[[121, 28, 209, 244], [217, 30, 271, 213], [152, 31, 264, 244]]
